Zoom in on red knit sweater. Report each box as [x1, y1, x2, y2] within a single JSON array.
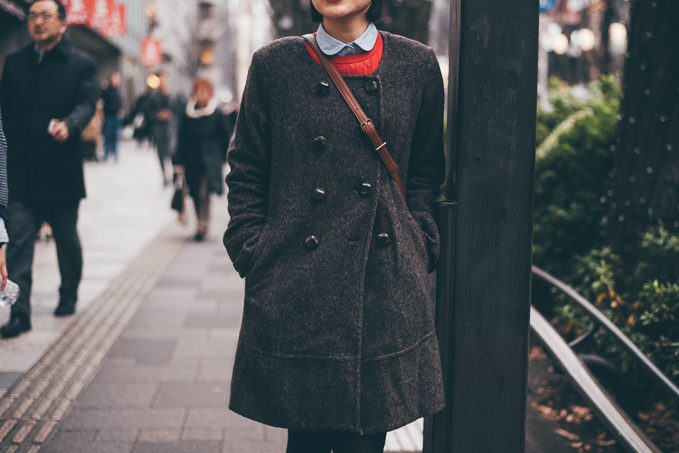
[[306, 33, 384, 76]]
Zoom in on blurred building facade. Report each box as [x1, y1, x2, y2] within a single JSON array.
[[152, 0, 272, 103]]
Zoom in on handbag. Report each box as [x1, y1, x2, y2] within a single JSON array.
[[171, 171, 185, 212], [303, 34, 406, 200]]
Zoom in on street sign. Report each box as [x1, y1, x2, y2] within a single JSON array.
[[141, 38, 162, 67], [540, 0, 557, 13]]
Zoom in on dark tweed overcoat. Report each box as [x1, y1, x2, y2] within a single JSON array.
[[224, 31, 445, 434]]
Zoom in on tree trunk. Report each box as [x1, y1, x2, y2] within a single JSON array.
[[609, 0, 679, 258]]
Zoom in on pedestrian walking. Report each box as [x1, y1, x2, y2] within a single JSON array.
[[223, 0, 446, 450], [175, 78, 232, 241], [146, 71, 185, 186], [0, 0, 99, 338], [101, 71, 124, 162], [127, 88, 155, 148], [0, 107, 9, 292]]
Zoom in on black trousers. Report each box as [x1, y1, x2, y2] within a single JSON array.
[[286, 430, 386, 453], [6, 200, 82, 318]]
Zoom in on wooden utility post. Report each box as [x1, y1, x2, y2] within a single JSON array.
[[424, 1, 539, 452]]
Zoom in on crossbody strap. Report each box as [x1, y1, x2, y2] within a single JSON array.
[[303, 34, 406, 201]]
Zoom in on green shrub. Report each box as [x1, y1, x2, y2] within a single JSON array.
[[561, 240, 679, 383], [532, 76, 679, 388], [533, 76, 619, 277]]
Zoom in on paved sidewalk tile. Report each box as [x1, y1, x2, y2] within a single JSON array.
[[152, 381, 230, 407], [0, 141, 176, 393], [40, 170, 289, 452]]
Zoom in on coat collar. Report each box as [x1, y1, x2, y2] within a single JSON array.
[[23, 37, 72, 61]]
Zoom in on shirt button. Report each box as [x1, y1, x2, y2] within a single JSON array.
[[304, 236, 319, 250], [312, 188, 326, 201], [365, 80, 378, 93], [377, 233, 391, 245], [358, 183, 372, 197], [317, 81, 330, 95], [313, 136, 327, 151]]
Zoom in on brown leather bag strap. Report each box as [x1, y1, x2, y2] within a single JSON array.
[[303, 34, 406, 201]]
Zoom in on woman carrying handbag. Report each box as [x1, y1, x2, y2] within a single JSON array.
[[224, 0, 446, 451]]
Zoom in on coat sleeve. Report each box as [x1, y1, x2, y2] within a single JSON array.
[[62, 57, 99, 138], [0, 56, 12, 123], [0, 106, 8, 223], [174, 112, 188, 166], [223, 51, 271, 278], [407, 48, 446, 273], [219, 110, 234, 162]]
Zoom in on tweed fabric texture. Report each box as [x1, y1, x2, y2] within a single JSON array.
[[224, 31, 445, 434]]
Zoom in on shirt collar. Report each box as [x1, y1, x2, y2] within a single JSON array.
[[316, 22, 377, 56]]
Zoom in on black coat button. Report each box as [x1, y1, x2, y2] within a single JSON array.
[[304, 236, 319, 249], [313, 136, 327, 151], [365, 80, 378, 92], [317, 81, 330, 95], [358, 183, 372, 197], [377, 233, 391, 245], [311, 188, 326, 201]]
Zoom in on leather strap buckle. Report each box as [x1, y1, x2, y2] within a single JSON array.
[[360, 118, 373, 132]]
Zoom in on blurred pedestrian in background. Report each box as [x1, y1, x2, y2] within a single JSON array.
[[127, 88, 155, 148], [100, 71, 124, 162], [147, 71, 185, 186], [0, 0, 99, 338], [0, 107, 9, 292], [223, 0, 445, 450], [175, 78, 233, 241]]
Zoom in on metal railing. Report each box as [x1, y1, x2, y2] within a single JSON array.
[[532, 266, 679, 403], [530, 265, 679, 453]]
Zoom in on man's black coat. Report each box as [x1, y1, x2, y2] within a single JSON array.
[[0, 38, 99, 203]]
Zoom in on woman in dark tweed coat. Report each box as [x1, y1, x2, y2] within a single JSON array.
[[224, 0, 446, 450]]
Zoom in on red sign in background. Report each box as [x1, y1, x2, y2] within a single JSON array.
[[141, 38, 163, 67], [62, 0, 127, 38], [102, 4, 127, 38]]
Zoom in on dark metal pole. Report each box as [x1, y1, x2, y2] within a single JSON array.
[[424, 0, 539, 451]]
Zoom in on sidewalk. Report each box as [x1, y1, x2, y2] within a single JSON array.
[[1, 140, 175, 397], [0, 140, 573, 452]]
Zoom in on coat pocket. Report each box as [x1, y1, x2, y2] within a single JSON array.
[[244, 226, 270, 278]]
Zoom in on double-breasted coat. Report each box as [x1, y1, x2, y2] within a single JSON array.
[[224, 31, 446, 434]]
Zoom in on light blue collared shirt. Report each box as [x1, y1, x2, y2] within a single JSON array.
[[316, 22, 378, 56]]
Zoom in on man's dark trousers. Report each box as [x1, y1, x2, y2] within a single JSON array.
[[6, 200, 82, 318]]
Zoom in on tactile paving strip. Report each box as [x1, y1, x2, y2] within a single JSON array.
[[0, 221, 186, 451]]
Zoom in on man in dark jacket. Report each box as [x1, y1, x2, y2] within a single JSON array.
[[0, 0, 99, 338]]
